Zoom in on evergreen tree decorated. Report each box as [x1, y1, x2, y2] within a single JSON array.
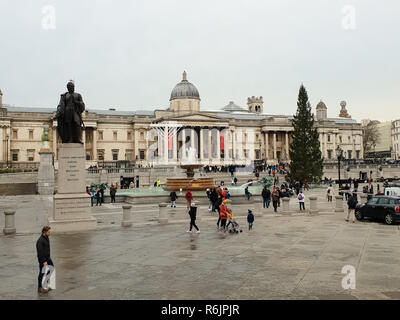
[[288, 84, 323, 183]]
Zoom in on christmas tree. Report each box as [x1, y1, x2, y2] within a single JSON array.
[[288, 84, 323, 183]]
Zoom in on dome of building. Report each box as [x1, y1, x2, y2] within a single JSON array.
[[316, 100, 327, 109], [170, 71, 200, 101], [222, 101, 246, 112]]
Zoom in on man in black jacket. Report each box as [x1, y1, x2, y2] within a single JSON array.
[[187, 202, 200, 233], [36, 226, 54, 293]]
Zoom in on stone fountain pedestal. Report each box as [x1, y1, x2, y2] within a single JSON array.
[[48, 144, 96, 232], [164, 164, 215, 191]]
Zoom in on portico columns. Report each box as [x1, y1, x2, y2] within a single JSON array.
[[216, 128, 221, 162], [164, 125, 169, 164], [232, 130, 236, 162], [324, 132, 328, 159], [208, 128, 212, 162], [93, 129, 97, 161], [264, 131, 269, 161], [200, 128, 204, 162], [273, 131, 277, 161]]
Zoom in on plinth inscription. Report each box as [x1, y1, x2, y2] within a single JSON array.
[[57, 144, 86, 194]]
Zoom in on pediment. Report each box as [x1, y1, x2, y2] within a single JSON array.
[[164, 113, 220, 121]]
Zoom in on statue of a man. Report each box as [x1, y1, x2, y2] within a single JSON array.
[[54, 81, 85, 144]]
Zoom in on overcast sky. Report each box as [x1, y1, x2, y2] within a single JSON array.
[[0, 0, 399, 121]]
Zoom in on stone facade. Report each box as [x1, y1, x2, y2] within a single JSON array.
[[0, 72, 363, 168]]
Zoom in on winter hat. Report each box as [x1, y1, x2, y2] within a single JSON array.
[[222, 199, 227, 204], [248, 209, 252, 214]]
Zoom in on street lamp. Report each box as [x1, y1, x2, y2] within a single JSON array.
[[336, 146, 343, 189], [6, 134, 9, 168]]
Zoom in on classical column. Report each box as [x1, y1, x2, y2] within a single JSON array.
[[208, 128, 212, 161], [199, 128, 204, 162], [324, 132, 328, 159], [164, 125, 169, 165], [285, 131, 289, 161], [273, 131, 277, 161], [216, 128, 221, 162], [172, 128, 177, 162], [264, 131, 269, 161], [93, 128, 97, 161], [319, 132, 323, 155], [232, 129, 236, 162], [6, 127, 10, 165]]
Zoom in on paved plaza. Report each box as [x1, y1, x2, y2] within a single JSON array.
[[1, 187, 400, 300]]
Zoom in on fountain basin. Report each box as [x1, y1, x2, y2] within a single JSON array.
[[164, 177, 215, 191]]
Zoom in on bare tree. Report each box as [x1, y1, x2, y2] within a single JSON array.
[[362, 121, 380, 155]]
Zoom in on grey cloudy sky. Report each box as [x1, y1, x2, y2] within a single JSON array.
[[0, 0, 399, 121]]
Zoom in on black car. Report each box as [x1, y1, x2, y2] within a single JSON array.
[[355, 196, 400, 225]]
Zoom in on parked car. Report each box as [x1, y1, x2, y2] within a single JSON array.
[[355, 196, 400, 225]]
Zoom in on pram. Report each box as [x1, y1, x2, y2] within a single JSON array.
[[227, 218, 242, 234]]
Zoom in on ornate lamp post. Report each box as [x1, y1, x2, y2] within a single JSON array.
[[336, 146, 343, 189]]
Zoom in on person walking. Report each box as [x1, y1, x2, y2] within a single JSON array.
[[170, 190, 177, 208], [247, 209, 254, 230], [210, 188, 218, 212], [346, 193, 357, 223], [298, 189, 305, 211], [245, 186, 252, 200], [36, 226, 54, 293], [96, 188, 102, 206], [185, 189, 193, 208], [326, 184, 333, 202], [110, 184, 117, 203], [187, 202, 200, 233], [261, 186, 271, 208], [219, 199, 229, 231], [100, 186, 104, 204], [271, 186, 280, 213]]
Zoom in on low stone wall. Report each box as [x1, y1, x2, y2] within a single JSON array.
[[0, 183, 36, 195]]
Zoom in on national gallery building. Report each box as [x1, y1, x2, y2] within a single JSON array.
[[0, 72, 363, 169]]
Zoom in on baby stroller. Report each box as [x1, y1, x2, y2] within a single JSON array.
[[228, 218, 242, 234]]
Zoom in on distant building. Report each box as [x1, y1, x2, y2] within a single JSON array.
[[0, 72, 363, 168], [392, 119, 400, 160]]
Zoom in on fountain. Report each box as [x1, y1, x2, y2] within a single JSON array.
[[164, 164, 215, 191]]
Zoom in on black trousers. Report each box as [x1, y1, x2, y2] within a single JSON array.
[[111, 195, 116, 203], [220, 219, 227, 229], [273, 201, 278, 212], [189, 218, 199, 231], [299, 202, 305, 210], [38, 259, 54, 288]]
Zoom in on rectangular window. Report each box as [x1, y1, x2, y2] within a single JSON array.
[[98, 150, 104, 161], [12, 150, 18, 161], [86, 153, 91, 161], [112, 150, 118, 161], [125, 151, 133, 161], [140, 150, 145, 160], [327, 150, 332, 159], [140, 132, 144, 140], [256, 150, 260, 159], [127, 131, 132, 140], [244, 149, 249, 158], [12, 130, 18, 139], [356, 150, 360, 159], [29, 130, 34, 140], [327, 135, 331, 142], [348, 150, 352, 159], [339, 136, 342, 143], [27, 150, 34, 161], [113, 132, 117, 141], [98, 131, 103, 140]]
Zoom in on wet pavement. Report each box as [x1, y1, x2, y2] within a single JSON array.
[[1, 186, 400, 299]]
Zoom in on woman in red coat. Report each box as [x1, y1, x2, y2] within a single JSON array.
[[185, 189, 193, 208]]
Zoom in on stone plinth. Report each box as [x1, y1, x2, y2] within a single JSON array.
[[309, 196, 318, 215], [3, 210, 16, 235], [335, 195, 344, 212], [158, 203, 168, 224], [38, 151, 55, 195], [281, 198, 290, 214], [49, 144, 96, 232]]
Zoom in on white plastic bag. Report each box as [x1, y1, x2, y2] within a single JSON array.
[[41, 265, 56, 290]]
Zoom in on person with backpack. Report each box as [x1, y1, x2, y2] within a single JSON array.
[[185, 189, 193, 208], [170, 190, 177, 208], [95, 188, 102, 206], [326, 184, 333, 202], [298, 190, 305, 211], [346, 194, 357, 223]]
